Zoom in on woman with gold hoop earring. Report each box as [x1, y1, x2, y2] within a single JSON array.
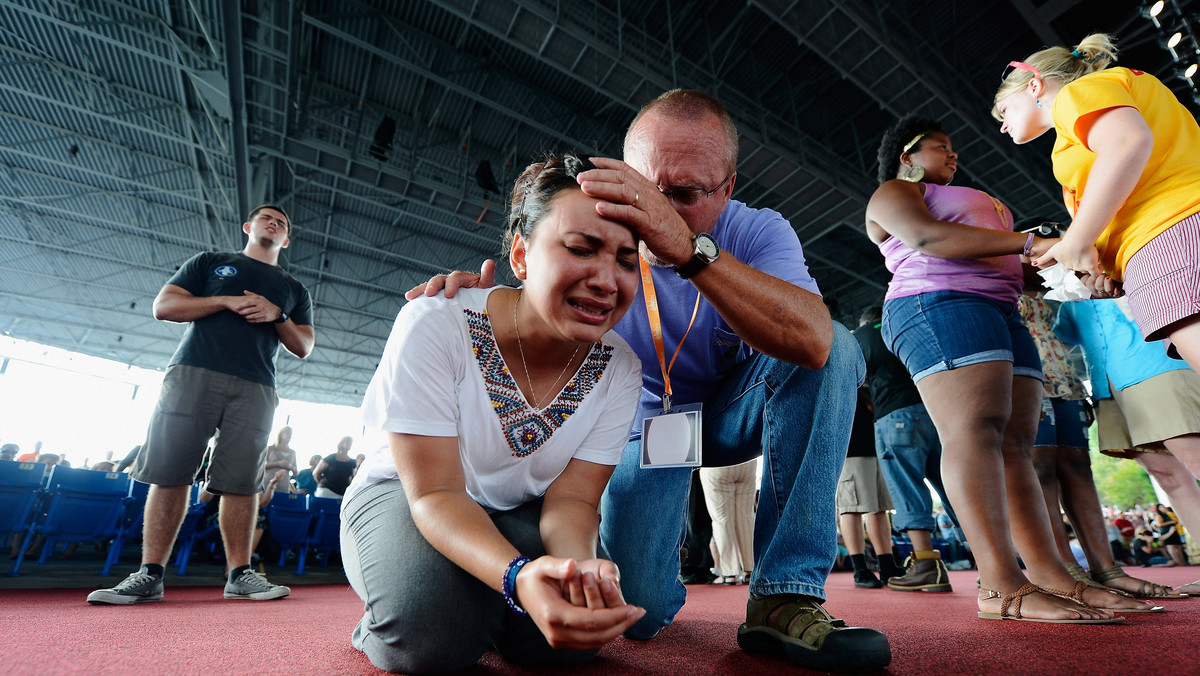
[[863, 115, 1156, 623]]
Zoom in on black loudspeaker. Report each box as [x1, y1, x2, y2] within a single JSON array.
[[475, 160, 500, 195], [369, 116, 396, 161]]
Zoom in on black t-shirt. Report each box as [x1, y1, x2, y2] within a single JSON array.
[[167, 252, 313, 388], [846, 388, 877, 458], [320, 455, 357, 496], [853, 323, 923, 421]]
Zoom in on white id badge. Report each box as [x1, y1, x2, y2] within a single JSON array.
[[640, 403, 702, 468]]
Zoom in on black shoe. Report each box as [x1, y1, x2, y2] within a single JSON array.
[[681, 570, 717, 585], [738, 594, 891, 672], [853, 568, 883, 589], [877, 553, 905, 583]]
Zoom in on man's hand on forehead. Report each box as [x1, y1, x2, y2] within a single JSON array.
[[578, 157, 696, 268]]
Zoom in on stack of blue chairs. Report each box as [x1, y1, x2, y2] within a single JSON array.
[[5, 463, 130, 576]]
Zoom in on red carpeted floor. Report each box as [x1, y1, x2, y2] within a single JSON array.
[[6, 568, 1200, 675]]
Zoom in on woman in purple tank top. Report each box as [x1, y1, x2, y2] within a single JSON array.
[[862, 116, 1153, 622]]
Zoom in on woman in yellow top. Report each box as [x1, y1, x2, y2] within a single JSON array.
[[993, 33, 1200, 370]]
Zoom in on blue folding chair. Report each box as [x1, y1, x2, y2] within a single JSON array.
[[101, 480, 151, 576], [265, 492, 313, 574], [306, 496, 343, 573], [172, 489, 217, 576], [13, 465, 129, 575], [2, 460, 50, 577]]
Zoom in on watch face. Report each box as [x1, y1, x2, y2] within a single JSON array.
[[696, 234, 719, 258]]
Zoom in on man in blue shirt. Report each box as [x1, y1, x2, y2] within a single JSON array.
[[412, 90, 886, 672]]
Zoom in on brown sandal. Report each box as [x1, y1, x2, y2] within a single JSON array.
[[1091, 564, 1188, 599], [977, 583, 1123, 624]]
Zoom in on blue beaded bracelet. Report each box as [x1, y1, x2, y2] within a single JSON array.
[[502, 555, 532, 616]]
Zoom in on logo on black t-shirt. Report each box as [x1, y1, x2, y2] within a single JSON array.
[[214, 265, 238, 278]]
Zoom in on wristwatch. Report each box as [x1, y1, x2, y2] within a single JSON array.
[[674, 233, 720, 280], [274, 310, 289, 324]]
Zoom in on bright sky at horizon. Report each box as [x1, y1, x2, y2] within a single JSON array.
[[0, 336, 385, 468]]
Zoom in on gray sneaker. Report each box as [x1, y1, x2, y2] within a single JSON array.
[[87, 570, 164, 605], [224, 568, 290, 600]]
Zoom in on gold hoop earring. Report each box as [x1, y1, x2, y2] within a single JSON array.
[[901, 165, 925, 183]]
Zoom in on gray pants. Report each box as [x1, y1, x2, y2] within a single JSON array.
[[340, 480, 597, 674]]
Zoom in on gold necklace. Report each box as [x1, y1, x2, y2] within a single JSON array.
[[512, 292, 581, 409]]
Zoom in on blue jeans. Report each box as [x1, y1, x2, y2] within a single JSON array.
[[873, 403, 956, 533], [599, 323, 864, 639]]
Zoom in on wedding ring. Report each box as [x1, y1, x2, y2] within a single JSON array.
[[633, 191, 639, 206]]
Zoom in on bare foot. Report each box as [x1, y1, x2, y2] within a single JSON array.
[[978, 586, 1114, 621], [1075, 585, 1158, 611]]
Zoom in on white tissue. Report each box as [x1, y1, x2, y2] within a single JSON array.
[[1038, 265, 1092, 302]]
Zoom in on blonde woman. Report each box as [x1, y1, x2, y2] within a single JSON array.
[[995, 33, 1200, 371]]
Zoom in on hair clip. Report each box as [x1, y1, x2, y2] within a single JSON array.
[[1071, 49, 1083, 58]]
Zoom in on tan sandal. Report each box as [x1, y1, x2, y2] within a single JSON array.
[[1091, 564, 1188, 599], [1043, 579, 1164, 614], [977, 583, 1123, 624]]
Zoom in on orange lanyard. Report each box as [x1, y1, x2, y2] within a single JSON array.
[[639, 256, 701, 412]]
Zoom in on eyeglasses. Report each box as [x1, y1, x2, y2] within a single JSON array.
[[1002, 61, 1041, 83], [659, 172, 733, 206]]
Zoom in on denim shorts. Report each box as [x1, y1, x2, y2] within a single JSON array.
[[1034, 397, 1090, 449], [882, 291, 1043, 384]]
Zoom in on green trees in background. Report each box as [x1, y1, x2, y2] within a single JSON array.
[[1088, 426, 1158, 509], [1090, 452, 1158, 509]]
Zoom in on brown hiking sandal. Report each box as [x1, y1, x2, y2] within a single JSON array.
[[737, 593, 890, 672]]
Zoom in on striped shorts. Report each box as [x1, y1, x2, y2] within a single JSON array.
[[1123, 212, 1200, 354]]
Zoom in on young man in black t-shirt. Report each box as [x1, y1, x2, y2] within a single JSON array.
[[89, 205, 315, 605]]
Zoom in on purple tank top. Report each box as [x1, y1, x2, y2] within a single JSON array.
[[879, 183, 1023, 303]]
